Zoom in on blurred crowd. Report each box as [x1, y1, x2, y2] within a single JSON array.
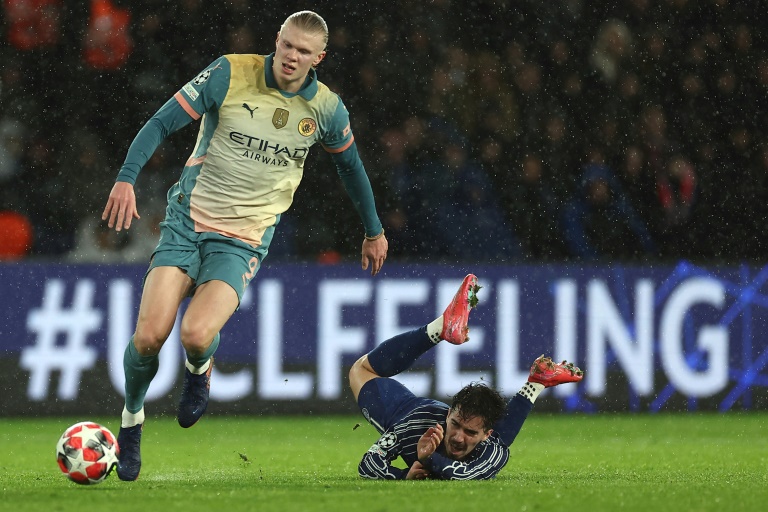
[[0, 0, 765, 264]]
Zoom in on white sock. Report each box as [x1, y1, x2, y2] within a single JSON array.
[[426, 316, 444, 344], [122, 406, 145, 428], [185, 358, 211, 375], [519, 381, 545, 404]]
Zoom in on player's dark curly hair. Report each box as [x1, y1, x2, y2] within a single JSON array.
[[450, 382, 507, 432]]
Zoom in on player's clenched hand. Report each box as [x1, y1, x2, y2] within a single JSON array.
[[405, 461, 430, 480], [417, 423, 444, 463], [361, 234, 388, 276], [102, 181, 140, 232]]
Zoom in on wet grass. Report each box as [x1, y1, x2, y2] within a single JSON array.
[[1, 413, 766, 511]]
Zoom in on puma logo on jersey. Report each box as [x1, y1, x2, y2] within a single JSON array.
[[242, 103, 258, 118]]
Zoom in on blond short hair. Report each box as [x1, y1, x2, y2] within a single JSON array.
[[281, 11, 329, 50]]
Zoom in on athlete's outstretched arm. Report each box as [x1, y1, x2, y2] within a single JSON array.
[[324, 93, 388, 275], [103, 56, 229, 231], [102, 98, 195, 231], [330, 142, 388, 275]]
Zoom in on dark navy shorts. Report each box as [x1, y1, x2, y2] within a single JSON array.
[[357, 377, 423, 434]]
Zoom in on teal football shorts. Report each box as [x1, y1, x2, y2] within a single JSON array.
[[146, 211, 271, 304]]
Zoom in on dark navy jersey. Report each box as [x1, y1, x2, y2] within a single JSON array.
[[358, 393, 531, 480]]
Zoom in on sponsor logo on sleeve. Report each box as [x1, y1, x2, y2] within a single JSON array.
[[367, 443, 386, 457], [182, 83, 199, 101]]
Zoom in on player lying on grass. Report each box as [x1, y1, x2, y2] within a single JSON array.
[[348, 274, 584, 480]]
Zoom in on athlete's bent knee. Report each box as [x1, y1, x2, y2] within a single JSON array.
[[349, 355, 368, 383], [132, 326, 168, 356], [179, 324, 216, 356], [349, 355, 379, 398]]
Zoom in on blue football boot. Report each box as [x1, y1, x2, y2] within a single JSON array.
[[116, 423, 143, 481], [177, 358, 213, 428]]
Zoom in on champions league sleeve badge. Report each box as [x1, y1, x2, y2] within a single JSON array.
[[192, 62, 223, 86], [193, 69, 212, 85]]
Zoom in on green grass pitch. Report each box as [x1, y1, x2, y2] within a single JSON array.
[[1, 413, 767, 511]]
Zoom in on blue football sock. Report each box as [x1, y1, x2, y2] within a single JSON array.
[[367, 326, 435, 377], [123, 337, 159, 414], [495, 394, 534, 447]]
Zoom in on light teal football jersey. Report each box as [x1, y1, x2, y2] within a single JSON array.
[[170, 54, 355, 247]]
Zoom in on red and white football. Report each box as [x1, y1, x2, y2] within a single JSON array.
[[56, 421, 119, 485]]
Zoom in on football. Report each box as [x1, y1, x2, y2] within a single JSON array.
[[55, 421, 119, 485]]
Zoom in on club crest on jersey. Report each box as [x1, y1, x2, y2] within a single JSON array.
[[298, 118, 317, 137], [272, 108, 289, 129]]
